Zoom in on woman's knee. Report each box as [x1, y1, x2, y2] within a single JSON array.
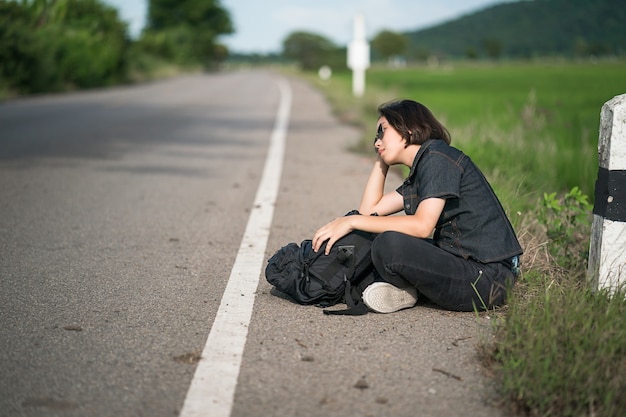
[[371, 232, 413, 287], [371, 231, 403, 265], [371, 231, 431, 270], [372, 231, 430, 256]]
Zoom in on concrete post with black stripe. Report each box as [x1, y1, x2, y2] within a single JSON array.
[[588, 93, 626, 293]]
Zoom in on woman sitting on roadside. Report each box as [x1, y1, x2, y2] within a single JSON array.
[[312, 99, 523, 313]]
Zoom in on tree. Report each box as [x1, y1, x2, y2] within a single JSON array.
[[52, 0, 129, 87], [0, 1, 48, 92], [371, 30, 408, 62], [465, 47, 478, 60], [144, 0, 233, 67], [482, 37, 503, 59], [282, 31, 341, 71], [0, 0, 129, 93]]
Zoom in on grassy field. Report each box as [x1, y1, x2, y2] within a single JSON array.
[[301, 59, 626, 417], [308, 60, 624, 213]]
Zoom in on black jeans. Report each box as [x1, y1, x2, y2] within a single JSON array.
[[371, 231, 515, 312]]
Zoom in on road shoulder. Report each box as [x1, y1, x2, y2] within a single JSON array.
[[234, 74, 504, 417]]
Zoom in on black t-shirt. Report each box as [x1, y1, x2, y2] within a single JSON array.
[[397, 139, 523, 263]]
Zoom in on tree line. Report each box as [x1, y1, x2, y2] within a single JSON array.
[[0, 0, 233, 96], [279, 30, 407, 72], [242, 0, 626, 76], [280, 0, 625, 72]]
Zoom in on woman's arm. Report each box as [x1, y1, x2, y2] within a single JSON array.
[[358, 156, 404, 216], [313, 197, 445, 254]]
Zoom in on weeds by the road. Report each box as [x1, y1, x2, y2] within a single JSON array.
[[491, 188, 626, 417], [494, 273, 626, 416]]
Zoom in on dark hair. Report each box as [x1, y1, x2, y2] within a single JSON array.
[[377, 99, 451, 146]]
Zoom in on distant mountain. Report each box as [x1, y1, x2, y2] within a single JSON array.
[[404, 0, 625, 59]]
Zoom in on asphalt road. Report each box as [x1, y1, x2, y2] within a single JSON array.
[[0, 71, 506, 417]]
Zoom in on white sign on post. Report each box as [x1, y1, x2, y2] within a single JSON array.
[[347, 14, 370, 97]]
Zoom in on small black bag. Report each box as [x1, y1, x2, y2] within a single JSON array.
[[265, 212, 377, 315]]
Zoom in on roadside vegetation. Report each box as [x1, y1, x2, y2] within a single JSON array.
[[300, 59, 626, 417], [0, 0, 232, 99]]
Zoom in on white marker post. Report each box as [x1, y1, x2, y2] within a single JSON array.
[[588, 93, 626, 294], [347, 14, 370, 97]]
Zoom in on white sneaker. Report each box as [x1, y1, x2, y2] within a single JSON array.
[[362, 282, 418, 313]]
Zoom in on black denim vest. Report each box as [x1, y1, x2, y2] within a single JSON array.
[[397, 140, 523, 264]]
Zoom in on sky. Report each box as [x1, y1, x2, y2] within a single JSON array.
[[102, 0, 512, 54]]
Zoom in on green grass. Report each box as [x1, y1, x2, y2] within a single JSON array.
[[299, 59, 626, 417], [496, 275, 626, 416]]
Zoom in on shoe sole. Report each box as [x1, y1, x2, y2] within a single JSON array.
[[362, 282, 418, 313]]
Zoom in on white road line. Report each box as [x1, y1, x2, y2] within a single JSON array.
[[179, 78, 292, 417]]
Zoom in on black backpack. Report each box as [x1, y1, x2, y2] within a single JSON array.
[[265, 219, 377, 315]]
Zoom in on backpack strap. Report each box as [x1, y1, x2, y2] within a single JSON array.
[[322, 272, 376, 316]]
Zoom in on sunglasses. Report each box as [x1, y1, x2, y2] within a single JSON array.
[[374, 124, 384, 144]]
